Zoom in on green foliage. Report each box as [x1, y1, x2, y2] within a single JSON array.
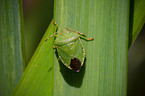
[[53, 0, 128, 96], [12, 21, 56, 96], [0, 0, 145, 96], [0, 0, 25, 96], [129, 0, 145, 48]]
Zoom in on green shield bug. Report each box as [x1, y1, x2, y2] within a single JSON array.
[[45, 22, 94, 72]]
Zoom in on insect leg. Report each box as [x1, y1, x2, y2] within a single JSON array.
[[52, 21, 58, 28], [45, 32, 56, 42], [45, 31, 62, 42], [66, 27, 86, 36], [79, 35, 94, 41], [58, 58, 61, 60], [45, 21, 60, 42], [52, 46, 57, 48]]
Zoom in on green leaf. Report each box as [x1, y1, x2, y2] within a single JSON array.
[[0, 0, 25, 96], [12, 21, 56, 96], [129, 0, 145, 48], [13, 0, 129, 96], [53, 0, 128, 96]]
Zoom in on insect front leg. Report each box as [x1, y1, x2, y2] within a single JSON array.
[[45, 21, 59, 42], [45, 30, 63, 42], [66, 27, 86, 36], [52, 21, 58, 28]]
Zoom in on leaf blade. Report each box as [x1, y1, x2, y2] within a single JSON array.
[[12, 21, 56, 96], [54, 0, 129, 96], [129, 0, 145, 48], [0, 0, 25, 95]]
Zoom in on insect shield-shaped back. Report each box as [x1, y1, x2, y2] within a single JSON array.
[[55, 32, 85, 72]]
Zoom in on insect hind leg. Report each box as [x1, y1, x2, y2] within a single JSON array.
[[79, 35, 94, 41]]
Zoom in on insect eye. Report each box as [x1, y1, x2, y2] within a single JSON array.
[[70, 58, 81, 72]]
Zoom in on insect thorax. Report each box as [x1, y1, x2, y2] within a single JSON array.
[[54, 32, 79, 46]]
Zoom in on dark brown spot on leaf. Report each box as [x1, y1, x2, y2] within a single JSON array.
[[70, 58, 81, 72]]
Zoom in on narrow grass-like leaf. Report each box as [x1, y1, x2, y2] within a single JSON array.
[[53, 0, 129, 96], [12, 21, 56, 96], [0, 0, 25, 95], [129, 0, 145, 48], [13, 0, 129, 96]]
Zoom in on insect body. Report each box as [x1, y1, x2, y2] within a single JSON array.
[[45, 22, 94, 72]]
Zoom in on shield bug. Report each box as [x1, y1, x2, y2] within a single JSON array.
[[45, 22, 94, 72]]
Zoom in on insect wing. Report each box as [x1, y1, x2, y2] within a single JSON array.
[[56, 39, 85, 71]]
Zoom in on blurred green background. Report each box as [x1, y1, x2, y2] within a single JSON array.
[[22, 0, 54, 64], [128, 24, 145, 96]]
